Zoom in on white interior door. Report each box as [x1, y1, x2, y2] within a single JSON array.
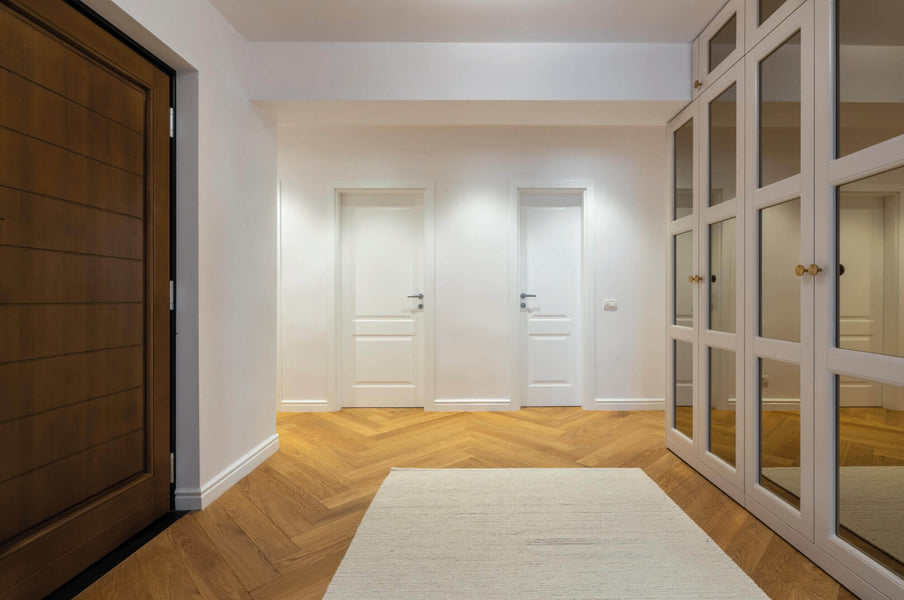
[[518, 191, 582, 407], [341, 192, 425, 407]]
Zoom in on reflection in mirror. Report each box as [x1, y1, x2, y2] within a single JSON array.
[[674, 340, 694, 439], [708, 347, 736, 467], [760, 199, 801, 342], [759, 31, 801, 188], [674, 119, 694, 219], [838, 166, 904, 359], [837, 0, 904, 157], [837, 376, 904, 578], [674, 231, 694, 327], [709, 84, 737, 207], [759, 0, 786, 26], [759, 358, 801, 509], [708, 14, 737, 73], [709, 218, 737, 333]]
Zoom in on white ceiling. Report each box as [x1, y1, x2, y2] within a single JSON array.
[[209, 0, 727, 43]]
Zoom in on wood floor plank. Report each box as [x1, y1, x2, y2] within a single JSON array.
[[98, 555, 152, 600], [194, 502, 282, 591], [133, 532, 203, 600], [166, 517, 251, 600], [218, 489, 300, 564], [75, 408, 860, 600]]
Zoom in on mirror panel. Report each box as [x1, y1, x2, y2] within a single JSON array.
[[836, 375, 904, 578], [837, 0, 904, 157], [709, 14, 737, 74], [709, 218, 737, 333], [674, 340, 694, 440], [674, 119, 694, 219], [759, 358, 802, 509], [838, 166, 904, 359], [759, 0, 787, 26], [709, 347, 737, 467], [759, 198, 801, 342], [759, 31, 802, 188], [674, 231, 695, 327], [709, 83, 738, 207]]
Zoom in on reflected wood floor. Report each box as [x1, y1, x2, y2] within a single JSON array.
[[78, 409, 857, 600]]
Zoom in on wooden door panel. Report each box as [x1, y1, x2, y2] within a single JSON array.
[[0, 68, 144, 174], [0, 187, 144, 257], [0, 387, 143, 481], [0, 346, 144, 421], [0, 0, 170, 597], [0, 129, 144, 216], [0, 430, 145, 543], [0, 453, 91, 540], [0, 482, 155, 596], [0, 5, 146, 132], [0, 304, 144, 362], [0, 247, 144, 303], [0, 402, 91, 481]]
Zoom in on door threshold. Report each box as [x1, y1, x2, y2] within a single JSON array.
[[45, 511, 188, 599]]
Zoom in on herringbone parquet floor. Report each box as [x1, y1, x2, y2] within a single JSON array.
[[77, 408, 858, 600]]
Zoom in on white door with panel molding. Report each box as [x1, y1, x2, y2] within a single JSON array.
[[518, 191, 583, 407], [341, 191, 426, 407]]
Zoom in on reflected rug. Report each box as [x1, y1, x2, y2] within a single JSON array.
[[763, 466, 904, 563]]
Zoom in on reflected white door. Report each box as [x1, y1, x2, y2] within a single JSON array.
[[341, 192, 425, 407], [838, 195, 886, 406], [519, 192, 583, 407]]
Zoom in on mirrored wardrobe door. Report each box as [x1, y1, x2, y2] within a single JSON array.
[[744, 0, 816, 540], [745, 0, 807, 52], [814, 2, 904, 595], [699, 60, 746, 496], [695, 0, 745, 95], [668, 103, 701, 460]]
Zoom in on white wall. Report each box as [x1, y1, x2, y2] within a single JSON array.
[[247, 42, 692, 102], [82, 0, 278, 508], [279, 126, 667, 407]]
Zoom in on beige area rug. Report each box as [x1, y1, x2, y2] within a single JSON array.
[[324, 468, 768, 599], [763, 466, 904, 563]]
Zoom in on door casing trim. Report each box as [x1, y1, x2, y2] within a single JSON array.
[[509, 181, 596, 410], [326, 182, 436, 411]]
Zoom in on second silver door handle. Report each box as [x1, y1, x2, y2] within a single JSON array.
[[520, 293, 536, 299], [408, 293, 424, 309]]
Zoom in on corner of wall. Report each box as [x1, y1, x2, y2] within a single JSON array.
[[175, 433, 279, 510]]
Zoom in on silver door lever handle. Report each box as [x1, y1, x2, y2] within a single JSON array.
[[520, 293, 536, 299], [407, 293, 424, 299]]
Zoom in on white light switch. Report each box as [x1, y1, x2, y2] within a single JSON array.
[[603, 299, 617, 311]]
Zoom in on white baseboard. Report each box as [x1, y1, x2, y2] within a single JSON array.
[[174, 433, 279, 510], [591, 398, 665, 411], [432, 399, 513, 412], [280, 399, 334, 412]]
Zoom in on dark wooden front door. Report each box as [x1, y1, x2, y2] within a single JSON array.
[[0, 1, 171, 597]]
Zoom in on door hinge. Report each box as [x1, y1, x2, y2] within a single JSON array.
[[169, 280, 175, 311], [169, 107, 174, 138], [170, 452, 175, 484]]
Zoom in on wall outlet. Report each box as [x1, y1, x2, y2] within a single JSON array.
[[603, 299, 617, 311]]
